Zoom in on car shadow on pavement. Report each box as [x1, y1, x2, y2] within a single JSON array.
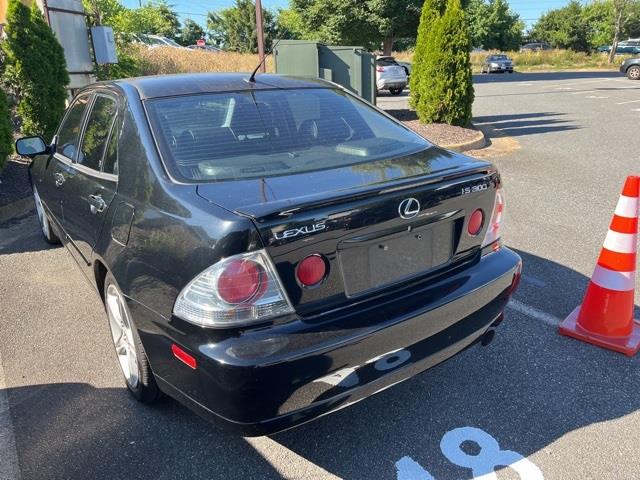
[[473, 112, 579, 137], [473, 70, 624, 84], [4, 249, 640, 480], [0, 209, 61, 255]]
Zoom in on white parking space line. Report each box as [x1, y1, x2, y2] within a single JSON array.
[[586, 95, 609, 99], [570, 90, 596, 95], [507, 299, 561, 327], [616, 99, 640, 105], [0, 352, 20, 480]]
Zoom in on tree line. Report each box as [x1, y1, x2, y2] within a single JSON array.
[[82, 0, 640, 54]]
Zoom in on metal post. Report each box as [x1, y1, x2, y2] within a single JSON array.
[[255, 0, 266, 73]]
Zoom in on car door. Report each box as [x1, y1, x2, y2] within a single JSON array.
[[60, 92, 119, 277], [36, 94, 92, 232]]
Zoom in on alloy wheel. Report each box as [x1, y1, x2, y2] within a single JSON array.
[[106, 284, 140, 388], [630, 66, 640, 80]]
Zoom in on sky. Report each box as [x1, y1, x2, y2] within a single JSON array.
[[119, 0, 585, 31]]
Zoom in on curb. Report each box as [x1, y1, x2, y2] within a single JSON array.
[[0, 197, 34, 225], [441, 127, 487, 153]]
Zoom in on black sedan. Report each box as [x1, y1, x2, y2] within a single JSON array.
[[480, 54, 515, 74], [16, 74, 521, 435]]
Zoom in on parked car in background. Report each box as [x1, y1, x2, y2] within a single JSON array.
[[520, 42, 551, 52], [16, 73, 521, 435], [187, 44, 222, 53], [598, 39, 640, 55], [396, 60, 412, 78], [376, 56, 408, 95], [620, 57, 640, 80], [133, 33, 186, 50], [480, 54, 514, 74]]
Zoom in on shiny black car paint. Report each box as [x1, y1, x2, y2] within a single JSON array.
[[28, 74, 521, 435]]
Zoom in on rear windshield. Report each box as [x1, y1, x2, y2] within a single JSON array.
[[146, 88, 429, 182]]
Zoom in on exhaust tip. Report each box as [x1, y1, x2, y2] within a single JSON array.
[[481, 329, 496, 347]]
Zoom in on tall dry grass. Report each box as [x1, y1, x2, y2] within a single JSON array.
[[127, 44, 275, 76], [394, 49, 630, 72]]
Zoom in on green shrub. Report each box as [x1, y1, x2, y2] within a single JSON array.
[[410, 0, 447, 110], [0, 90, 12, 172], [2, 0, 69, 141], [412, 0, 474, 126]]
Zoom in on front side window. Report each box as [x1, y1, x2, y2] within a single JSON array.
[[56, 95, 90, 160], [145, 88, 428, 182], [78, 95, 118, 171]]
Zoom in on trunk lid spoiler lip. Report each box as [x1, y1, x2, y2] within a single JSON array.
[[230, 163, 495, 222]]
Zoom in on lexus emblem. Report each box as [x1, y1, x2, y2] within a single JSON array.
[[398, 198, 420, 219]]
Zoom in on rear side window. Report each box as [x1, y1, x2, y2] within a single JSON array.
[[377, 58, 398, 66], [146, 88, 428, 182], [78, 95, 118, 171], [56, 95, 90, 160]]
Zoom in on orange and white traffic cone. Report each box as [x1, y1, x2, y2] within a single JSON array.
[[559, 175, 640, 356]]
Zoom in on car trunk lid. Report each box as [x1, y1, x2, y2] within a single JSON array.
[[196, 147, 499, 315]]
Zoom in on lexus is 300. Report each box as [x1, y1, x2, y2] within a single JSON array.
[[16, 74, 522, 435]]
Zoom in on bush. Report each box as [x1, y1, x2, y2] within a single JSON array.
[[412, 0, 474, 126], [2, 0, 69, 141], [0, 90, 12, 172]]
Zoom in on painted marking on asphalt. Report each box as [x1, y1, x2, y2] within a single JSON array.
[[507, 299, 561, 327], [555, 87, 574, 90], [441, 427, 544, 480], [0, 351, 21, 480], [586, 95, 608, 99], [616, 99, 640, 105], [570, 90, 596, 95], [396, 427, 544, 479]]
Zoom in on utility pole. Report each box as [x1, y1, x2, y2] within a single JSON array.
[[255, 0, 266, 73]]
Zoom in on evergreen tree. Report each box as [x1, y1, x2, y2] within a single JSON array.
[[413, 0, 474, 126], [2, 0, 69, 141], [0, 90, 12, 172], [409, 0, 447, 110]]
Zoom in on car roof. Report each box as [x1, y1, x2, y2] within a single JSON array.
[[111, 73, 337, 100]]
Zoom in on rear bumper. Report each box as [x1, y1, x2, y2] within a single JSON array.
[[377, 79, 407, 90], [135, 247, 522, 436], [488, 66, 514, 72]]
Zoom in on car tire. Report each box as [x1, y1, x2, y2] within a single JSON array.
[[627, 65, 640, 80], [104, 272, 161, 404], [389, 87, 404, 95], [33, 185, 60, 244]]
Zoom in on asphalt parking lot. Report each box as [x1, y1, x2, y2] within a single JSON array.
[[2, 71, 640, 480]]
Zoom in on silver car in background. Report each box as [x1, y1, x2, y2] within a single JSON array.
[[481, 54, 514, 74], [376, 56, 408, 95]]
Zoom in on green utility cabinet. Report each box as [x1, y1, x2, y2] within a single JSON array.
[[274, 40, 376, 105]]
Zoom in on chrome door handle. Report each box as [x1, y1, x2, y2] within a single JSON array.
[[88, 194, 107, 214], [54, 172, 65, 187]]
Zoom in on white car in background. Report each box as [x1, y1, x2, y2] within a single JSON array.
[[376, 56, 408, 96]]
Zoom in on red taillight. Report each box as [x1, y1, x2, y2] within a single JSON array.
[[376, 66, 385, 72], [171, 344, 197, 369], [217, 259, 266, 304], [296, 254, 327, 287], [468, 209, 484, 236]]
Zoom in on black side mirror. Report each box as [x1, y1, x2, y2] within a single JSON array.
[[15, 136, 52, 157]]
